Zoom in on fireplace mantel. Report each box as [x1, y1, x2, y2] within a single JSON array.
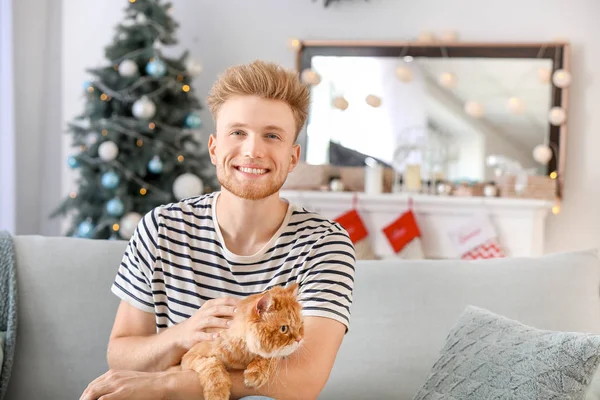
[[280, 190, 555, 259]]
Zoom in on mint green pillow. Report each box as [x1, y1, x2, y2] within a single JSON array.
[[414, 306, 600, 400]]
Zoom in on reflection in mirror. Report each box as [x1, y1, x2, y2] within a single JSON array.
[[305, 56, 554, 183]]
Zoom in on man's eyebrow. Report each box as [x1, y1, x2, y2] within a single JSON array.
[[227, 122, 285, 132]]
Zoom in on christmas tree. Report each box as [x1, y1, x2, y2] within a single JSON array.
[[51, 0, 216, 240]]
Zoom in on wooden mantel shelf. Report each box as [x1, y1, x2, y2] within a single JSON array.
[[280, 190, 555, 259]]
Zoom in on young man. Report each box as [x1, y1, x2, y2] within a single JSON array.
[[80, 60, 355, 400]]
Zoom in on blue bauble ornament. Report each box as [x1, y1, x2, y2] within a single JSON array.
[[67, 156, 80, 169], [146, 59, 167, 78], [148, 156, 163, 174], [83, 80, 92, 90], [101, 171, 120, 189], [184, 112, 202, 129], [106, 198, 125, 217], [77, 220, 94, 238]]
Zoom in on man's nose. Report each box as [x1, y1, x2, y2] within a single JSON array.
[[241, 134, 265, 158]]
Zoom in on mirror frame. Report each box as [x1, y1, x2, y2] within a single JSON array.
[[295, 40, 570, 198]]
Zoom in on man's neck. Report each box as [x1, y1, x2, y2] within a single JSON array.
[[215, 189, 289, 257]]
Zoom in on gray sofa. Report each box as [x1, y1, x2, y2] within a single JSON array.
[[5, 235, 600, 399]]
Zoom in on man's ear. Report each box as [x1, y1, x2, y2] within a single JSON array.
[[288, 144, 301, 172], [208, 133, 217, 166]]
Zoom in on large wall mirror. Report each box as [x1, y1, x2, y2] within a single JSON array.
[[295, 41, 570, 198]]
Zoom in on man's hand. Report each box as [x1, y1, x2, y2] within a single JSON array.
[[107, 297, 240, 371], [79, 370, 167, 400], [167, 296, 240, 351]]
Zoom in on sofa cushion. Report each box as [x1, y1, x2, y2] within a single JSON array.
[[413, 306, 600, 399]]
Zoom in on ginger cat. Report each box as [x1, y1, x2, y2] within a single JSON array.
[[181, 283, 304, 400]]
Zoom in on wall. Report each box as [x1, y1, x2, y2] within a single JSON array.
[[60, 0, 600, 254], [12, 0, 62, 235]]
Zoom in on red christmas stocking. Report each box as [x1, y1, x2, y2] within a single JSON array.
[[382, 209, 424, 259], [335, 208, 377, 260], [448, 214, 505, 260]]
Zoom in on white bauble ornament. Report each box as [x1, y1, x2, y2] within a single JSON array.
[[438, 72, 457, 88], [119, 212, 142, 239], [300, 69, 321, 86], [98, 141, 119, 161], [365, 94, 382, 108], [552, 69, 571, 88], [136, 13, 147, 24], [532, 144, 553, 165], [464, 101, 484, 118], [332, 96, 349, 111], [173, 173, 204, 199], [132, 96, 156, 120], [538, 67, 551, 84], [118, 59, 138, 77], [185, 59, 203, 76], [507, 97, 525, 114], [395, 66, 413, 83], [548, 106, 566, 125]]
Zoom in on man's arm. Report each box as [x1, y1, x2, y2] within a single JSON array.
[[230, 316, 344, 400], [106, 300, 185, 371], [107, 297, 237, 372]]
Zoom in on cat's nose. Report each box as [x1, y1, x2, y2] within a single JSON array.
[[296, 338, 302, 343]]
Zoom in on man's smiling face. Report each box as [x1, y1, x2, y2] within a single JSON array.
[[208, 95, 300, 200]]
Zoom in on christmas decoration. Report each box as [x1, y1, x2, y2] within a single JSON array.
[[332, 96, 349, 111], [395, 66, 413, 83], [548, 106, 566, 125], [365, 94, 382, 108], [118, 59, 138, 77], [51, 0, 216, 239], [382, 202, 424, 259], [552, 69, 571, 88], [132, 96, 156, 119], [438, 72, 457, 88], [334, 197, 377, 260], [67, 156, 80, 169], [532, 144, 553, 165], [101, 171, 120, 189], [464, 101, 484, 118], [106, 198, 125, 217], [98, 141, 119, 161], [148, 156, 164, 174], [185, 59, 203, 76], [184, 112, 202, 128], [447, 214, 505, 260], [300, 69, 321, 86], [145, 59, 167, 77], [119, 212, 143, 239], [538, 67, 551, 84], [173, 173, 204, 199]]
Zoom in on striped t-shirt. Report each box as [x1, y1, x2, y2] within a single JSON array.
[[111, 191, 356, 332]]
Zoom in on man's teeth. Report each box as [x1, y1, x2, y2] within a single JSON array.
[[238, 167, 267, 175]]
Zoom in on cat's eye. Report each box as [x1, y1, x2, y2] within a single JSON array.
[[280, 325, 288, 333]]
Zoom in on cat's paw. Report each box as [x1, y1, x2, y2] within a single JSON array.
[[244, 367, 270, 389]]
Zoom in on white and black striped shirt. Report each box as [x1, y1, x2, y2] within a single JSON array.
[[111, 191, 356, 332]]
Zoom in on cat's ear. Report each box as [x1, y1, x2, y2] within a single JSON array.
[[288, 283, 300, 297], [256, 292, 272, 315]]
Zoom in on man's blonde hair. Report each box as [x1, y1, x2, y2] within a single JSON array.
[[207, 60, 310, 140]]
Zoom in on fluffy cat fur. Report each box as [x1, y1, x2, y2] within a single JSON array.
[[181, 283, 304, 400]]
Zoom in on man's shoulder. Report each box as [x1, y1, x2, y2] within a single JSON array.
[[286, 204, 351, 244], [147, 193, 215, 221]]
